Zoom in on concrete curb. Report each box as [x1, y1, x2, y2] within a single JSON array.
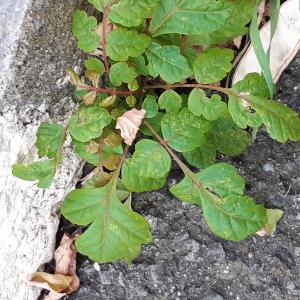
[[0, 1, 82, 298]]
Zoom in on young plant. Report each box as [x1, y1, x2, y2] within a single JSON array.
[[13, 0, 298, 263]]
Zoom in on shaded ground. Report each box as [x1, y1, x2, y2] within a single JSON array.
[[68, 54, 300, 300]]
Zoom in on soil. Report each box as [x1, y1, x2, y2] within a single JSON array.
[[66, 53, 300, 300]]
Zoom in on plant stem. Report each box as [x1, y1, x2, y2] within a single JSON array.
[[145, 83, 230, 95], [112, 144, 129, 183], [101, 1, 114, 75]]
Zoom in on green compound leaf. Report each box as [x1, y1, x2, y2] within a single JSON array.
[[183, 142, 216, 169], [109, 62, 137, 87], [36, 124, 64, 159], [188, 88, 227, 121], [142, 95, 159, 118], [241, 94, 300, 143], [109, 0, 160, 27], [161, 108, 210, 152], [122, 159, 167, 192], [87, 0, 110, 11], [84, 58, 105, 76], [106, 28, 151, 62], [69, 106, 111, 142], [149, 0, 234, 37], [12, 160, 56, 189], [61, 183, 152, 262], [170, 163, 267, 241], [130, 139, 171, 179], [193, 48, 234, 84], [210, 116, 251, 156], [146, 42, 192, 84], [72, 10, 100, 52], [158, 89, 182, 113], [186, 0, 256, 45]]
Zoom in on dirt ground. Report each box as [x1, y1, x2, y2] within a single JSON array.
[[68, 54, 300, 300]]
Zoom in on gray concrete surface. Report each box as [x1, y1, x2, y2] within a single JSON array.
[[0, 1, 83, 299]]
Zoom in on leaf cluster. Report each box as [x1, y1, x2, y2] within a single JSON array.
[[12, 0, 295, 263]]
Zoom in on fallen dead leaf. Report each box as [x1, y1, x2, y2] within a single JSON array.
[[233, 0, 300, 84], [116, 108, 146, 146], [28, 234, 79, 300]]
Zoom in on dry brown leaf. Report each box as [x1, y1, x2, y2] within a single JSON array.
[[103, 153, 122, 171], [28, 234, 79, 300], [116, 108, 146, 146]]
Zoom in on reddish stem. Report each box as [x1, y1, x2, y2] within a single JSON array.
[[99, 134, 105, 173]]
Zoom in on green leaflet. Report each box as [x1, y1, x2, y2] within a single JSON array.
[[122, 159, 167, 192], [197, 163, 245, 197], [149, 0, 234, 37], [130, 139, 171, 179], [188, 88, 227, 121], [122, 139, 170, 192], [161, 108, 210, 152], [84, 58, 105, 76], [242, 94, 300, 143], [250, 3, 274, 96], [142, 95, 159, 118], [232, 73, 271, 98], [186, 0, 256, 45], [106, 28, 151, 61], [72, 10, 100, 52], [36, 123, 64, 159], [202, 193, 267, 241], [61, 183, 152, 262], [87, 0, 110, 11], [109, 62, 137, 86], [193, 48, 234, 84], [109, 0, 160, 27], [12, 160, 56, 189], [183, 143, 216, 169], [228, 95, 262, 129], [128, 56, 149, 76], [158, 90, 182, 113], [228, 73, 269, 128], [170, 163, 267, 241], [170, 162, 244, 204], [210, 116, 251, 156], [146, 43, 192, 84], [69, 106, 111, 142]]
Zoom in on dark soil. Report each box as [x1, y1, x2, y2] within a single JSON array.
[[68, 54, 300, 300]]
